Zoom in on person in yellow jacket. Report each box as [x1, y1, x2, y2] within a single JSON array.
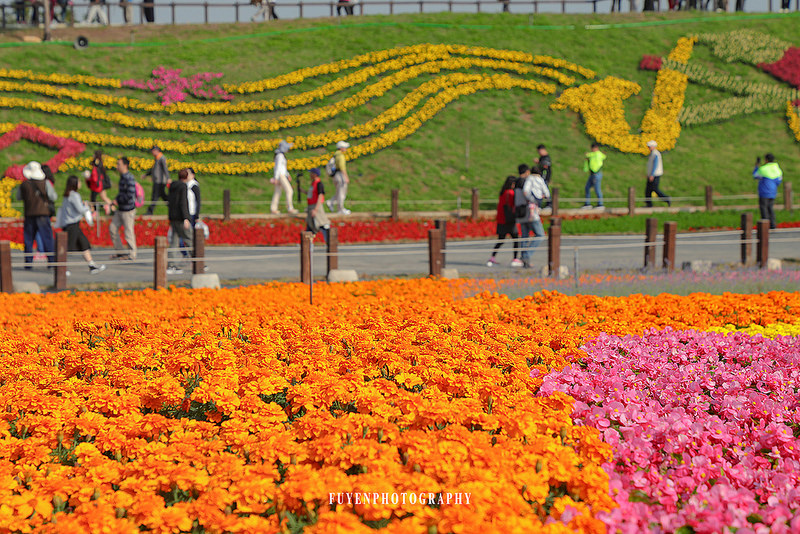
[[753, 153, 783, 229], [582, 143, 606, 209]]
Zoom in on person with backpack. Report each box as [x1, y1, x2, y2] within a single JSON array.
[[515, 164, 550, 269], [487, 176, 520, 267], [326, 141, 351, 215], [753, 153, 783, 229], [86, 150, 113, 214], [16, 161, 57, 270], [271, 140, 297, 215], [109, 156, 138, 261], [305, 168, 331, 243], [163, 168, 193, 275], [55, 175, 106, 275]]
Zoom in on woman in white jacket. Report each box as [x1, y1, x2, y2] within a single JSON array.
[[271, 140, 298, 215]]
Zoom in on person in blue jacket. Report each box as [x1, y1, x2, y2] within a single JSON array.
[[753, 153, 783, 229]]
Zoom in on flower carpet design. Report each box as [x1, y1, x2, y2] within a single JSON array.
[[0, 280, 798, 532]]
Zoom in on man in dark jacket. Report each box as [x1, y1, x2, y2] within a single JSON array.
[[163, 168, 192, 275], [17, 161, 57, 269], [109, 156, 138, 260]]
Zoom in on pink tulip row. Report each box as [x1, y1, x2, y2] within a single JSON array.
[[122, 67, 233, 106], [537, 328, 800, 533]]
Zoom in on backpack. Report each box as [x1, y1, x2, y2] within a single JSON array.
[[513, 180, 528, 219], [325, 157, 337, 177], [87, 166, 103, 193], [134, 181, 146, 208]]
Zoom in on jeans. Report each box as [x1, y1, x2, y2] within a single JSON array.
[[759, 197, 776, 229], [585, 171, 604, 206], [519, 219, 545, 264], [23, 216, 54, 267]]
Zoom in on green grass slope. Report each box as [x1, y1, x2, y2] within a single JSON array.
[[1, 12, 798, 214]]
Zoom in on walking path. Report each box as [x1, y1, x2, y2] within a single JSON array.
[[9, 228, 800, 290]]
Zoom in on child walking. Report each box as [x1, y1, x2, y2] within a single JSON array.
[[487, 176, 520, 267]]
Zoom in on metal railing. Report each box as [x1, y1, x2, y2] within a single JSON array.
[[2, 0, 797, 30]]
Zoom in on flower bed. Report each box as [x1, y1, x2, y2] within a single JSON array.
[[1, 280, 799, 532], [540, 327, 800, 533]]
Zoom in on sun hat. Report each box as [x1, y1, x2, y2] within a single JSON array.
[[336, 141, 351, 150], [310, 167, 321, 176], [646, 140, 658, 148], [22, 161, 46, 181], [276, 140, 293, 154]]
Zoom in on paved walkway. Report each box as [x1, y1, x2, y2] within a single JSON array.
[[8, 228, 800, 291]]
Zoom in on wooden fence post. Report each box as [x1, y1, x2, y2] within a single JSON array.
[[391, 189, 399, 221], [627, 187, 636, 216], [756, 219, 769, 269], [644, 217, 657, 270], [192, 226, 205, 275], [0, 241, 12, 293], [551, 187, 559, 217], [705, 185, 713, 212], [471, 188, 479, 220], [300, 231, 312, 284], [428, 228, 442, 277], [741, 212, 752, 265], [435, 219, 447, 268], [327, 227, 338, 276], [784, 182, 793, 211], [54, 232, 67, 291], [548, 217, 561, 277], [663, 221, 676, 272], [154, 236, 167, 289], [223, 190, 231, 222]]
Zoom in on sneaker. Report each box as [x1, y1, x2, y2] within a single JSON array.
[[339, 209, 351, 215], [580, 204, 593, 209], [166, 266, 183, 275], [89, 264, 106, 275], [597, 205, 605, 210], [486, 257, 497, 267], [288, 208, 299, 215], [523, 260, 530, 269], [326, 200, 334, 211], [510, 259, 524, 268]]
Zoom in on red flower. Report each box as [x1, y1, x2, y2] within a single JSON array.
[[0, 123, 86, 181], [639, 55, 663, 72], [758, 47, 800, 89]]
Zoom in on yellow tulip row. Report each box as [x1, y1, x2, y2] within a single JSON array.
[[788, 102, 800, 143], [3, 73, 520, 156], [54, 74, 555, 175], [0, 58, 572, 135]]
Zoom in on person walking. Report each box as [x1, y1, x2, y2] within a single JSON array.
[[645, 140, 671, 207], [753, 153, 783, 229], [164, 169, 193, 275], [55, 175, 106, 275], [109, 157, 138, 261], [186, 168, 201, 228], [326, 141, 352, 215], [144, 146, 169, 216], [17, 161, 57, 270], [86, 150, 112, 213], [142, 0, 155, 22], [271, 141, 297, 215], [251, 0, 278, 20], [487, 176, 520, 267], [515, 164, 550, 268], [305, 168, 332, 243], [582, 143, 606, 209], [534, 144, 552, 187], [84, 0, 109, 24]]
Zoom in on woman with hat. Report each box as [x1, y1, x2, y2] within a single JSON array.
[[16, 161, 58, 269], [271, 140, 298, 215], [327, 140, 351, 215]]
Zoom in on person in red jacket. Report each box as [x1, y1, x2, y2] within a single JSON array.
[[487, 176, 520, 267]]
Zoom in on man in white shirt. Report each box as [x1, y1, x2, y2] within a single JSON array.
[[271, 140, 298, 215]]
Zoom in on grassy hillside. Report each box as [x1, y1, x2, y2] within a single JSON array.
[[1, 12, 798, 214]]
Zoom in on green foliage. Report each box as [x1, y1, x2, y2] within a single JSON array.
[[1, 13, 798, 215]]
